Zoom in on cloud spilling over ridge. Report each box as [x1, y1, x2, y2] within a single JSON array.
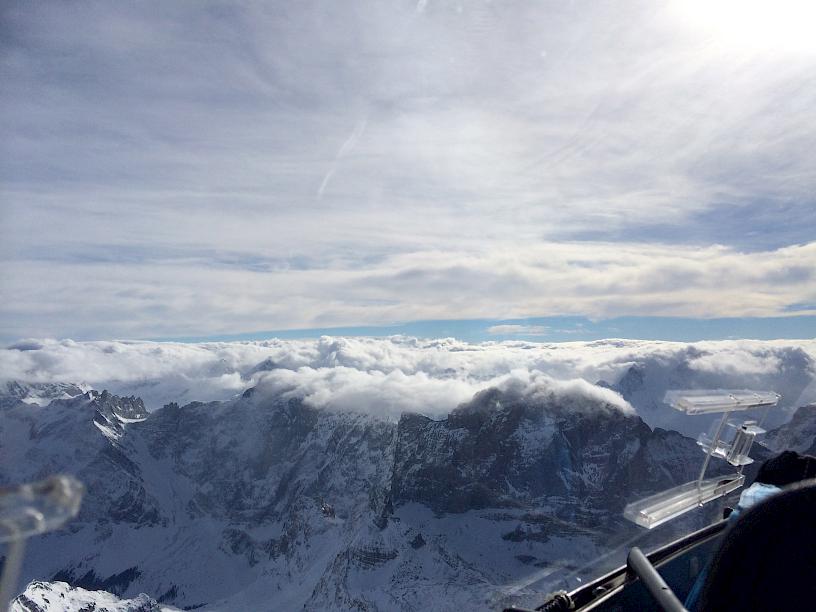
[[488, 371, 636, 416], [251, 366, 634, 419], [1, 337, 814, 418], [253, 366, 480, 418]]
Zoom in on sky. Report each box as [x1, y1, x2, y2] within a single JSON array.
[[1, 0, 815, 343]]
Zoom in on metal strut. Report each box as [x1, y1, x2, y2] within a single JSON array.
[[627, 547, 688, 612]]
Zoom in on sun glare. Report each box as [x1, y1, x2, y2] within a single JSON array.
[[673, 0, 816, 54]]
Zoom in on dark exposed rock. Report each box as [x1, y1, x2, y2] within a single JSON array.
[[51, 567, 142, 597], [390, 387, 706, 524], [350, 545, 399, 569], [409, 533, 425, 549], [245, 357, 279, 378]]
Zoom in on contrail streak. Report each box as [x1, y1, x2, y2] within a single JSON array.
[[317, 117, 368, 199]]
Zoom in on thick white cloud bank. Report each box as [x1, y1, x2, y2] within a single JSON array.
[[2, 337, 814, 421]]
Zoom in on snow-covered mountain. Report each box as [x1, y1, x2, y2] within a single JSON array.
[[1, 378, 732, 611], [763, 404, 816, 455], [3, 338, 813, 610], [10, 580, 176, 612], [0, 381, 87, 409]]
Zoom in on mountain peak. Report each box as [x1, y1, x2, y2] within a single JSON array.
[[10, 580, 167, 612], [1, 381, 87, 408]]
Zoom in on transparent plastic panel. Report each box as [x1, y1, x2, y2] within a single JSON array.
[[697, 419, 765, 466], [664, 389, 780, 415], [0, 475, 84, 542], [725, 422, 764, 466], [697, 430, 731, 461], [623, 474, 745, 529]]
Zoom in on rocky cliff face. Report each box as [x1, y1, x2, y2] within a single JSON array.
[[391, 387, 702, 520], [0, 381, 761, 610]]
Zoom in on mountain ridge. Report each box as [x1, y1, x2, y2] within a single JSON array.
[[1, 378, 809, 610]]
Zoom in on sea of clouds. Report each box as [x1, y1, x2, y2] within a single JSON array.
[[2, 336, 814, 420]]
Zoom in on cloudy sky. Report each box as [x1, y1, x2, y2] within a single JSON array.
[[2, 0, 815, 342]]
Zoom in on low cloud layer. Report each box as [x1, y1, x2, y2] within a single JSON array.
[[2, 337, 814, 419]]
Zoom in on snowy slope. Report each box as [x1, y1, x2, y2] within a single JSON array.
[[10, 580, 178, 612]]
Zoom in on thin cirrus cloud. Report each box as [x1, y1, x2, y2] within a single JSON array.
[[1, 0, 815, 341], [487, 325, 551, 336]]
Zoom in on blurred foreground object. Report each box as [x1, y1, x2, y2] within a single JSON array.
[[0, 475, 84, 610]]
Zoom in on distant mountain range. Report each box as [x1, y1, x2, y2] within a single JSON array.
[[2, 342, 814, 610]]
